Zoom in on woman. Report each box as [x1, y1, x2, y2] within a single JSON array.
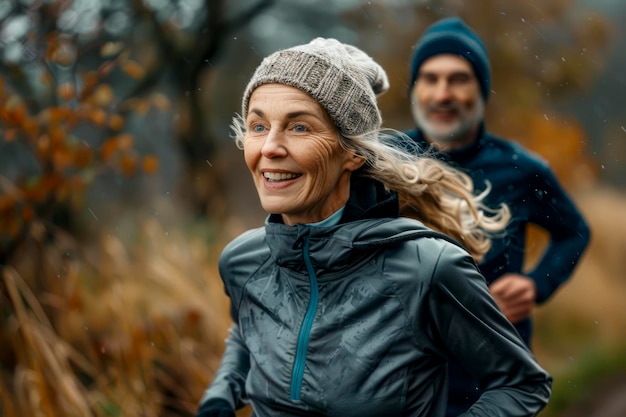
[[196, 38, 551, 417]]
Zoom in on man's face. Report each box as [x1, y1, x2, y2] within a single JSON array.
[[410, 54, 484, 149]]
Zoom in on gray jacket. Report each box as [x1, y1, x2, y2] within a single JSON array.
[[198, 175, 552, 417], [201, 180, 551, 416]]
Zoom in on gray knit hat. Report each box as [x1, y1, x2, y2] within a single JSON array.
[[242, 37, 389, 137]]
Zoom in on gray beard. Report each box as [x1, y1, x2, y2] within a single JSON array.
[[412, 99, 484, 146]]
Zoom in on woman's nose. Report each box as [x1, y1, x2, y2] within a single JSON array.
[[261, 129, 288, 158]]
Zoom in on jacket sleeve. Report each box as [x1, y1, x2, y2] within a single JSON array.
[[525, 161, 591, 303], [427, 243, 552, 416], [196, 323, 250, 414]]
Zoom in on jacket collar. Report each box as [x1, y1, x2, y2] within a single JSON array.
[[264, 175, 400, 278], [267, 174, 399, 226], [405, 123, 486, 163]]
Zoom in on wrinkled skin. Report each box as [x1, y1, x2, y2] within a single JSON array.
[[244, 84, 364, 226]]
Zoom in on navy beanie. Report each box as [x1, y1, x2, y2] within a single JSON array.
[[409, 17, 491, 100]]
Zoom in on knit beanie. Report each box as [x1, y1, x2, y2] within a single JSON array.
[[242, 37, 389, 137], [409, 17, 491, 100]]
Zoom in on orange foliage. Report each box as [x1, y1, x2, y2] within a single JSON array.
[[0, 37, 160, 256], [525, 113, 599, 189]]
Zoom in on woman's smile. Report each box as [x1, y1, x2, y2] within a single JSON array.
[[243, 84, 363, 225]]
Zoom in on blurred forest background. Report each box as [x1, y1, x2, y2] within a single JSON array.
[[1, 0, 625, 416]]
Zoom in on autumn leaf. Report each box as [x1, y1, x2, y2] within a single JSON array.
[[122, 60, 145, 79], [101, 137, 120, 162], [120, 152, 138, 177], [0, 194, 18, 213], [57, 83, 76, 101], [90, 84, 115, 107], [79, 71, 100, 101], [4, 128, 18, 142], [53, 148, 73, 172], [116, 133, 134, 150], [87, 108, 107, 127], [74, 142, 93, 169], [108, 114, 125, 131], [151, 93, 171, 111], [100, 42, 125, 58], [142, 155, 159, 174], [22, 205, 35, 222]]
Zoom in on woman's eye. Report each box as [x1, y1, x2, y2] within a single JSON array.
[[293, 124, 307, 132], [252, 124, 266, 133]]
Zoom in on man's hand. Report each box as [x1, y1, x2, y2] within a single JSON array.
[[489, 273, 537, 323]]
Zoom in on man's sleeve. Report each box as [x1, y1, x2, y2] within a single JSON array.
[[526, 162, 591, 303]]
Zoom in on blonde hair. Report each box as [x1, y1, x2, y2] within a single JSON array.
[[231, 116, 509, 262]]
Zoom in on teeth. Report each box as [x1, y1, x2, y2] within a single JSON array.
[[264, 172, 299, 181]]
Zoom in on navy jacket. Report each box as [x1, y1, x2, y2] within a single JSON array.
[[405, 126, 590, 316], [405, 125, 589, 414]]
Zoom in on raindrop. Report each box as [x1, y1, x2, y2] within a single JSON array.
[[561, 57, 566, 62], [206, 160, 213, 167], [88, 207, 99, 221]]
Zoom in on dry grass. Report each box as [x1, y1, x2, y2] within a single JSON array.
[[1, 186, 624, 416], [1, 217, 232, 417], [533, 186, 626, 415], [534, 186, 626, 361]]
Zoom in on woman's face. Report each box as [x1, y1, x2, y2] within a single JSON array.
[[244, 84, 364, 225]]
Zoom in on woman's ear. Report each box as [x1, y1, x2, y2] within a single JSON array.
[[346, 152, 366, 172]]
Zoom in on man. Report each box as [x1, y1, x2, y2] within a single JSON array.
[[405, 17, 590, 416]]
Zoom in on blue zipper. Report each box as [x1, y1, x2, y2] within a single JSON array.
[[289, 235, 319, 401]]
